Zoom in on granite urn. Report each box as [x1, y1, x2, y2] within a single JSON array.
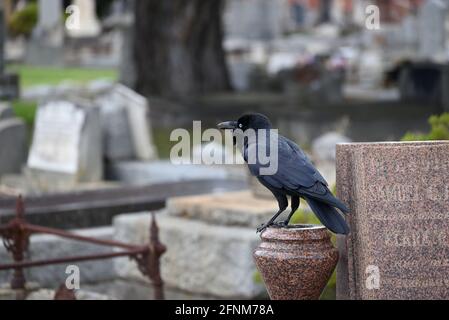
[[253, 225, 338, 300]]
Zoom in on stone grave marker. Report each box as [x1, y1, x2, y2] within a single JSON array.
[[105, 84, 157, 161], [0, 5, 19, 100], [97, 95, 135, 160], [0, 118, 27, 177], [336, 141, 449, 300], [27, 100, 102, 187], [418, 0, 448, 60], [114, 191, 274, 299], [0, 102, 13, 120], [224, 0, 288, 40], [26, 0, 64, 66]]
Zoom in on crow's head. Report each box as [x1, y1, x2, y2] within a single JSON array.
[[217, 113, 272, 132]]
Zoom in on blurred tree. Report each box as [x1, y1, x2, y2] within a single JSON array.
[[318, 0, 333, 24], [95, 0, 116, 18], [133, 0, 231, 101], [8, 1, 38, 38], [2, 0, 13, 24]]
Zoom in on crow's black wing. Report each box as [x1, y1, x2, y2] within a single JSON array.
[[246, 134, 326, 189], [246, 134, 348, 213], [282, 137, 328, 186], [245, 133, 349, 234]]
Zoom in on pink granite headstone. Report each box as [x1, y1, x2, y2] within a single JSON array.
[[336, 141, 449, 300]]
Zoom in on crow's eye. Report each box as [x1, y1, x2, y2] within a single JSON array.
[[239, 124, 243, 128]]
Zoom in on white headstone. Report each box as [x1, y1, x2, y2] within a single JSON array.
[[28, 101, 86, 174]]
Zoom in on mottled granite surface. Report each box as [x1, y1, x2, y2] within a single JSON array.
[[254, 225, 338, 300], [336, 141, 449, 300]]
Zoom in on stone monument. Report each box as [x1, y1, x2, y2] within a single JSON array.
[[0, 118, 27, 177], [418, 0, 448, 61], [26, 0, 64, 66], [336, 141, 449, 300], [0, 102, 14, 120], [113, 191, 277, 298], [99, 84, 157, 161], [224, 0, 289, 40], [26, 100, 103, 191], [0, 3, 19, 100]]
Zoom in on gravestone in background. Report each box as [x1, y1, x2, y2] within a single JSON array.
[[110, 84, 157, 161], [114, 191, 274, 299], [0, 4, 19, 100], [224, 0, 289, 40], [336, 142, 449, 300], [0, 102, 13, 120], [0, 118, 27, 177], [28, 101, 85, 174], [97, 93, 135, 161], [26, 0, 64, 66], [418, 0, 448, 60], [26, 100, 102, 190]]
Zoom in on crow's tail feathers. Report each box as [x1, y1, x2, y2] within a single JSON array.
[[305, 197, 350, 235], [301, 188, 349, 214]]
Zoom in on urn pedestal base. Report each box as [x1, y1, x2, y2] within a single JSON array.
[[253, 225, 338, 300]]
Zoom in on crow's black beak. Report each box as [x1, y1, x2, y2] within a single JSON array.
[[217, 121, 238, 130]]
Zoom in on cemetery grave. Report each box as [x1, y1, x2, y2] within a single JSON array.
[[1, 0, 449, 303]]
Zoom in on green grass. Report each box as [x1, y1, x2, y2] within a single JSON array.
[[6, 64, 118, 88], [12, 100, 37, 127], [5, 64, 117, 128]]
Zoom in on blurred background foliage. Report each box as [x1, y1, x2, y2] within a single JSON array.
[[402, 113, 449, 141], [8, 1, 38, 37]]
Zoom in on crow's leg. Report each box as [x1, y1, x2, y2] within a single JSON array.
[[278, 196, 300, 226], [257, 194, 288, 233]]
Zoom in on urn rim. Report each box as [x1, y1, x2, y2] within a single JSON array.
[[260, 224, 331, 242]]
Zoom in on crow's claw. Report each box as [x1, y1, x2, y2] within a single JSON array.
[[274, 220, 289, 227], [256, 223, 272, 234]]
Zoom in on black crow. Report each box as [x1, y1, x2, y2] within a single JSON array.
[[218, 113, 350, 234]]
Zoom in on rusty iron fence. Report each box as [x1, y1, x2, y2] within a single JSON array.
[[0, 196, 166, 300]]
